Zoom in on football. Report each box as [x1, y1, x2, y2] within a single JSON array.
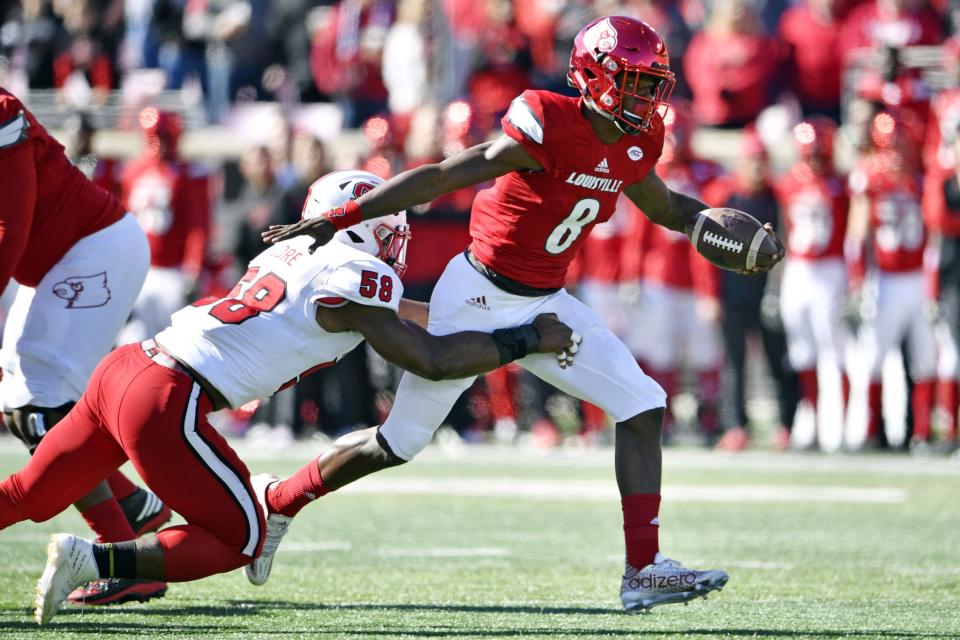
[[689, 208, 784, 272]]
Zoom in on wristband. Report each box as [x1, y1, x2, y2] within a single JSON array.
[[491, 324, 541, 365], [324, 200, 363, 230]]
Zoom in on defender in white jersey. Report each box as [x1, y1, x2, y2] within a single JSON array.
[[0, 171, 578, 626]]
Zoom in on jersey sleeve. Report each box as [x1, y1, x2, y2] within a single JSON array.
[[309, 257, 404, 313], [0, 138, 37, 294], [501, 90, 554, 172], [0, 95, 30, 154]]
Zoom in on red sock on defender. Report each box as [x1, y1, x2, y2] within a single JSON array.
[[622, 493, 661, 568], [267, 458, 330, 517], [106, 471, 138, 501], [81, 497, 137, 542]]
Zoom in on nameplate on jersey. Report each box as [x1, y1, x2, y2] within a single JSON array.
[[0, 112, 28, 148], [565, 172, 623, 193]]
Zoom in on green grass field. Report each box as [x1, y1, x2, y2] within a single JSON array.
[[0, 437, 958, 639]]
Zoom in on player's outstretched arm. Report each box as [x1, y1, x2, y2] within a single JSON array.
[[317, 303, 579, 380], [261, 136, 541, 251], [623, 172, 705, 234]]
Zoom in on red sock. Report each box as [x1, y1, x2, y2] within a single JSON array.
[[106, 471, 138, 501], [867, 381, 883, 439], [797, 368, 818, 406], [841, 373, 851, 412], [911, 379, 935, 441], [81, 498, 137, 543], [940, 379, 959, 441], [622, 493, 660, 568], [581, 402, 606, 433], [267, 458, 330, 517]]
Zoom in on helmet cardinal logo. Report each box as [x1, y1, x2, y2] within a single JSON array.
[[352, 182, 375, 198], [586, 19, 618, 53]]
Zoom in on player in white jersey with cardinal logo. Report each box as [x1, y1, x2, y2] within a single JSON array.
[[0, 170, 578, 625]]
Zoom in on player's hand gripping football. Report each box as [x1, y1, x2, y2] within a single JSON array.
[[261, 211, 338, 252], [531, 313, 582, 369], [737, 223, 784, 275]]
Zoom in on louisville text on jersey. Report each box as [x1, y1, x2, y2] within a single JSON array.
[[565, 172, 624, 193]]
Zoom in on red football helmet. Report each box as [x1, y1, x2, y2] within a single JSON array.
[[793, 116, 837, 162], [567, 16, 675, 134], [139, 107, 183, 159], [662, 99, 694, 162]]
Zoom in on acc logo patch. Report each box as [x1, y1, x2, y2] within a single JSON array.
[[583, 17, 618, 53], [627, 146, 644, 161], [52, 272, 112, 309]]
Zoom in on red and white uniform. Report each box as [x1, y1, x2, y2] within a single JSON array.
[[379, 90, 668, 460], [0, 89, 149, 410], [776, 165, 849, 372], [626, 159, 722, 370], [119, 155, 211, 342], [924, 88, 960, 175], [0, 236, 403, 581], [849, 160, 935, 380]]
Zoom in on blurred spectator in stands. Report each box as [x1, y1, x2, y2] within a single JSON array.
[[775, 117, 850, 450], [267, 111, 298, 190], [0, 0, 60, 90], [922, 123, 960, 453], [230, 145, 283, 267], [621, 1, 695, 97], [705, 129, 798, 450], [464, 2, 533, 134], [684, 0, 782, 127], [52, 0, 115, 106], [265, 0, 327, 103], [382, 0, 430, 128], [360, 114, 405, 179], [621, 100, 725, 444], [118, 108, 211, 343], [513, 0, 564, 81], [275, 130, 330, 230], [840, 0, 942, 64], [846, 111, 934, 451], [777, 0, 845, 120], [62, 111, 121, 196], [311, 0, 394, 127]]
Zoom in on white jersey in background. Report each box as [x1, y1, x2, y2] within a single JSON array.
[[155, 236, 403, 408]]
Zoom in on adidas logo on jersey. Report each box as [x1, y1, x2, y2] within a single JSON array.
[[594, 158, 610, 173], [465, 295, 490, 311]]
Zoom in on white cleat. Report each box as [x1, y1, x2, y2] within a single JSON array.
[[35, 534, 98, 625], [620, 553, 728, 613], [245, 473, 292, 586]]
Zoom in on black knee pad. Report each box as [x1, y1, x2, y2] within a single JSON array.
[[3, 403, 75, 454]]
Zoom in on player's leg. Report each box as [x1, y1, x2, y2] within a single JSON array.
[[685, 291, 723, 445], [904, 291, 938, 450], [639, 284, 679, 437], [522, 290, 728, 611], [935, 288, 960, 446], [781, 262, 819, 447], [858, 274, 906, 448], [0, 214, 164, 543]]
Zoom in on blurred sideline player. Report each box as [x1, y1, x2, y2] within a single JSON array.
[[847, 111, 936, 450], [627, 100, 723, 443], [775, 117, 849, 449], [0, 170, 578, 625], [0, 89, 169, 604], [261, 16, 783, 611], [118, 108, 211, 344]]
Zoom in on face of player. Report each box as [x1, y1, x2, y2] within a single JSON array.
[[618, 73, 660, 123]]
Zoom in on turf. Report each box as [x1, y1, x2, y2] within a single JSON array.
[[0, 438, 958, 639]]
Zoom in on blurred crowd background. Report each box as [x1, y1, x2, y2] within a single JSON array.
[[2, 0, 960, 455]]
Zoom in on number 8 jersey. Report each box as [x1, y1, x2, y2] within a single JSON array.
[[155, 236, 402, 409], [469, 89, 664, 289]]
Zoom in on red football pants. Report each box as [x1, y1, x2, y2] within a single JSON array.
[[0, 343, 265, 581]]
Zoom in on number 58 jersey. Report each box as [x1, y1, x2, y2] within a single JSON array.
[[155, 237, 403, 409]]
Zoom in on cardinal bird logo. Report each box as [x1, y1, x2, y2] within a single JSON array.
[[585, 18, 618, 53], [52, 272, 112, 309]]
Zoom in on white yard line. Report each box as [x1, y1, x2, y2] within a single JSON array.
[[338, 478, 907, 503]]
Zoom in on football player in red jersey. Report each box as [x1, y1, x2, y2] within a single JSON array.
[[0, 170, 576, 625], [775, 117, 850, 450], [262, 16, 781, 611], [0, 90, 169, 604], [847, 111, 936, 451], [118, 108, 212, 344]]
